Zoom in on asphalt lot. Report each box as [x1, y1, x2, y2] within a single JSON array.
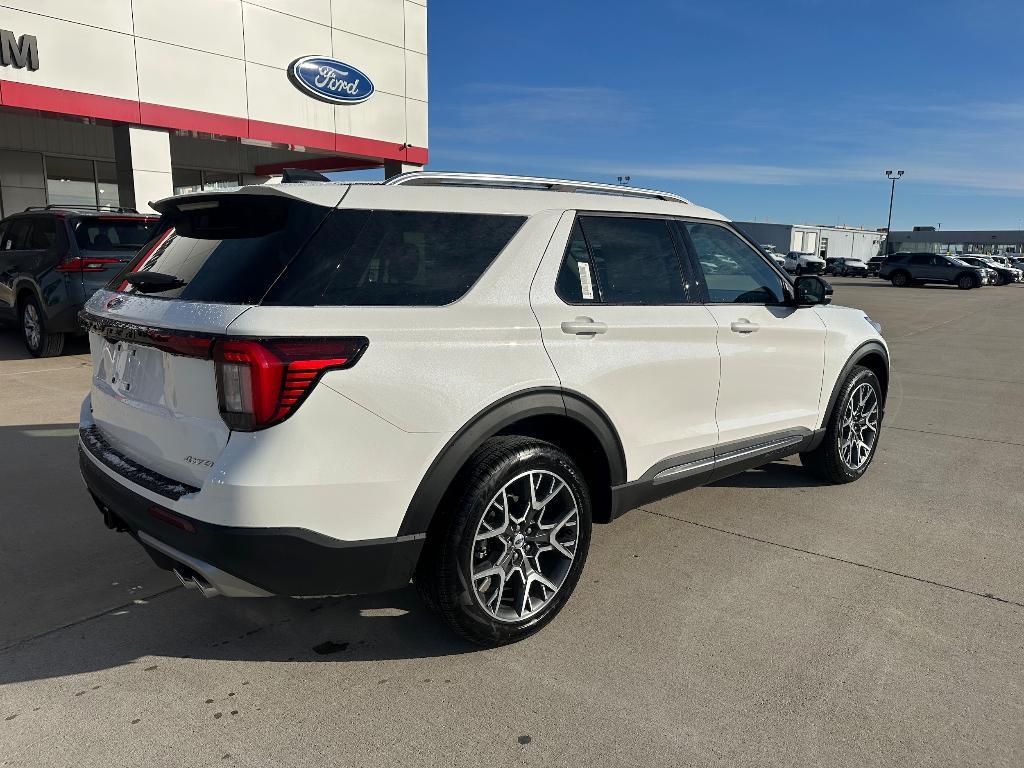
[[2, 278, 1023, 767]]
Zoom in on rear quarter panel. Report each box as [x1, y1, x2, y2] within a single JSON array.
[[223, 210, 566, 434]]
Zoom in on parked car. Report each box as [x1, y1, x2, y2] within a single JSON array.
[[879, 252, 992, 289], [760, 244, 787, 269], [831, 257, 870, 277], [958, 255, 1023, 285], [866, 256, 885, 275], [0, 205, 158, 356], [1010, 256, 1024, 271], [824, 256, 840, 274], [78, 172, 889, 646], [785, 250, 827, 274]]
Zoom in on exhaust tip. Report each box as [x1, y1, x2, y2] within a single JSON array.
[[173, 567, 220, 598]]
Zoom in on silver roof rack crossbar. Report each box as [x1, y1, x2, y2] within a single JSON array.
[[383, 171, 690, 204]]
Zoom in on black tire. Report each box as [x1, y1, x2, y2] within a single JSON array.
[[957, 273, 977, 290], [415, 436, 592, 647], [20, 295, 65, 358], [890, 271, 910, 288], [801, 366, 883, 484]]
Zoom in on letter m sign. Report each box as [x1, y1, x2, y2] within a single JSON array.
[[0, 31, 39, 71]]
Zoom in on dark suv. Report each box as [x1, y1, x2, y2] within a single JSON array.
[[879, 252, 990, 290], [0, 206, 157, 356]]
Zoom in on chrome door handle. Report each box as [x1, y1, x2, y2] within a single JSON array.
[[561, 317, 608, 335], [730, 319, 760, 334]]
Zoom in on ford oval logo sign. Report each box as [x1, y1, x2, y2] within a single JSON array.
[[288, 56, 374, 104]]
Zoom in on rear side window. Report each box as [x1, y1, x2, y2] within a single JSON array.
[[117, 196, 333, 303], [26, 218, 58, 250], [76, 218, 155, 252], [265, 210, 525, 306], [556, 216, 687, 304], [2, 219, 31, 250]]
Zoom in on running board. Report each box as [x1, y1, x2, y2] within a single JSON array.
[[609, 428, 824, 519]]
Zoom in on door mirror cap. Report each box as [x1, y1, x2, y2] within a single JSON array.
[[792, 275, 833, 306]]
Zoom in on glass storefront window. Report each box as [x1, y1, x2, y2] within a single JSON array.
[[46, 157, 97, 208], [172, 168, 203, 195], [96, 161, 120, 208], [172, 168, 240, 194], [202, 171, 241, 191]]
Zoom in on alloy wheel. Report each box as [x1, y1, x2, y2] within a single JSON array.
[[838, 382, 879, 470], [470, 470, 579, 623], [22, 303, 41, 351]]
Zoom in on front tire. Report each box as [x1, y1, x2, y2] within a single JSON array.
[[415, 437, 592, 646], [20, 296, 65, 358], [801, 366, 882, 484], [890, 271, 910, 288]]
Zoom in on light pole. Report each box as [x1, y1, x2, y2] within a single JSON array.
[[885, 170, 904, 235]]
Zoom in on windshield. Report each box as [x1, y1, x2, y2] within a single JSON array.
[[76, 217, 156, 252]]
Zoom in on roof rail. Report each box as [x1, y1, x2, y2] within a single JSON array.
[[23, 204, 142, 214], [384, 171, 690, 204]]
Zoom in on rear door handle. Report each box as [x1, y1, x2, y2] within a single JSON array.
[[730, 319, 760, 334], [561, 317, 607, 335]]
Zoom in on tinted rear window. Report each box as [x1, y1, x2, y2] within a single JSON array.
[[116, 196, 525, 306], [76, 218, 156, 252], [263, 210, 525, 306], [116, 197, 332, 303]]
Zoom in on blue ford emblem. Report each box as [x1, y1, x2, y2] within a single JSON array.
[[288, 56, 374, 104]]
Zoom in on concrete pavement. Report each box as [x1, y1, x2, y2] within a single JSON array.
[[1, 279, 1023, 767]]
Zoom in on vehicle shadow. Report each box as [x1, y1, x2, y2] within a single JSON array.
[[0, 421, 475, 685], [0, 328, 89, 361], [709, 461, 828, 489]]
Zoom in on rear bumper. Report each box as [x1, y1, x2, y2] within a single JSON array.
[[79, 441, 425, 597]]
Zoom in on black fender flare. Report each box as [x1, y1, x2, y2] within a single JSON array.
[[397, 387, 626, 536], [819, 340, 890, 432]]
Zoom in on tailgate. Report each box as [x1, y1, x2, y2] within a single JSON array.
[[83, 290, 251, 487]]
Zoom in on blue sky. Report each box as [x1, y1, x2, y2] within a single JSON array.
[[409, 0, 1024, 231]]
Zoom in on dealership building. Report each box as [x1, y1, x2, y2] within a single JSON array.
[[0, 0, 428, 215], [884, 228, 1024, 256], [734, 221, 885, 262]]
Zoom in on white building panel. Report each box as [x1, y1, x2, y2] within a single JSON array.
[[243, 3, 333, 70], [245, 0, 332, 26], [406, 50, 428, 102], [331, 27, 406, 97], [246, 61, 337, 135], [133, 0, 245, 60], [336, 92, 406, 144], [0, 9, 139, 100], [404, 1, 427, 54], [135, 39, 249, 117], [16, 0, 134, 35], [406, 98, 428, 148], [331, 0, 405, 47]]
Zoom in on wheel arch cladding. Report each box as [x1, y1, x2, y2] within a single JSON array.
[[822, 341, 889, 429], [398, 388, 627, 536]]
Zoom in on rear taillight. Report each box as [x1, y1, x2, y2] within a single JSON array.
[[56, 255, 123, 272], [213, 338, 368, 431]]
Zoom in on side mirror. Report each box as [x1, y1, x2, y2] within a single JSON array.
[[792, 275, 833, 306]]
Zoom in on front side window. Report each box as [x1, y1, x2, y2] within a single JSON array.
[[684, 222, 786, 304], [559, 216, 687, 304], [909, 254, 932, 266]]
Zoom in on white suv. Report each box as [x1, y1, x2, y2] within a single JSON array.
[[78, 172, 889, 646], [784, 251, 827, 274]]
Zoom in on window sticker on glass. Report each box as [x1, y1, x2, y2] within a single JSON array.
[[577, 261, 595, 300]]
